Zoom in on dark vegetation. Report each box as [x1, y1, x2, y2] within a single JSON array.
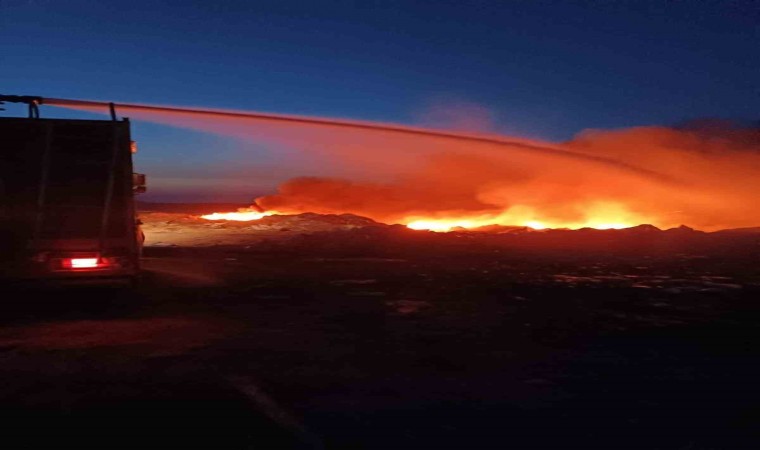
[[1, 212, 759, 448]]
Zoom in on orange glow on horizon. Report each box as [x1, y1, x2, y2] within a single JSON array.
[[403, 218, 636, 232], [201, 209, 280, 221], [52, 99, 760, 233], [406, 219, 480, 232], [400, 202, 649, 232], [201, 201, 650, 232]]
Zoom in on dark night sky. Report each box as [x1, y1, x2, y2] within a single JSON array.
[[1, 0, 757, 201]]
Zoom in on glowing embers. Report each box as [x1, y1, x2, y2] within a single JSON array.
[[405, 218, 553, 232], [406, 219, 481, 232], [524, 221, 547, 230], [406, 218, 636, 232], [201, 209, 279, 221], [200, 202, 650, 232], [402, 202, 648, 232]]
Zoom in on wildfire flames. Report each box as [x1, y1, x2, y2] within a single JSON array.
[[200, 201, 645, 231], [51, 100, 760, 232], [401, 201, 649, 231], [201, 209, 279, 222]]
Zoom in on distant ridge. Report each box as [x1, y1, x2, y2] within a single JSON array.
[[711, 226, 760, 235], [138, 204, 760, 235]]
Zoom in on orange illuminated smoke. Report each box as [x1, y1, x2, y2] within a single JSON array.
[[50, 99, 760, 232]]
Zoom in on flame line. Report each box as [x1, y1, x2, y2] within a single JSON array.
[[43, 97, 675, 183]]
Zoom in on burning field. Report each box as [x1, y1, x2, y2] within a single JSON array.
[[4, 0, 759, 444], [2, 192, 759, 449], [139, 204, 380, 247], [138, 201, 760, 258], [108, 101, 758, 251], [10, 100, 755, 448], [50, 99, 760, 233], [25, 200, 749, 448]]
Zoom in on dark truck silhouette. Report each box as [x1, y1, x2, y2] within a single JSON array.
[[0, 95, 145, 284]]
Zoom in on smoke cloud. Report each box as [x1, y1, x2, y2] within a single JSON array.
[[54, 101, 760, 230]]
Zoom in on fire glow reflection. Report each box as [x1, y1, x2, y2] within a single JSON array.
[[200, 201, 647, 232], [201, 209, 279, 221], [51, 100, 760, 232], [399, 201, 648, 231]]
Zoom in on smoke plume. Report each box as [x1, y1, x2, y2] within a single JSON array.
[[52, 100, 760, 230]]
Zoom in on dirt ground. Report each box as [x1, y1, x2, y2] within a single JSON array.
[[1, 210, 760, 448]]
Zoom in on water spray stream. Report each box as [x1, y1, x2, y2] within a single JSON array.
[[42, 97, 672, 182], [37, 96, 760, 231]]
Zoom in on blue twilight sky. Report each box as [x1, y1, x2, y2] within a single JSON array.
[[1, 0, 757, 201]]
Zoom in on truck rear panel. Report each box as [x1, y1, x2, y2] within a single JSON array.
[[0, 118, 140, 282]]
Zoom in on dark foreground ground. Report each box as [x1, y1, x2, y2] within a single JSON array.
[[1, 241, 759, 448]]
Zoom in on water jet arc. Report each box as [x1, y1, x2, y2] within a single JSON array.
[[42, 97, 672, 182]]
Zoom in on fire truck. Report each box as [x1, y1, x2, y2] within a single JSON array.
[[0, 95, 145, 284]]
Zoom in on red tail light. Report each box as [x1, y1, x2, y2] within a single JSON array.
[[56, 256, 122, 271], [68, 258, 99, 269]]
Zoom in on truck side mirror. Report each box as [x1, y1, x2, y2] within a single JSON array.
[[133, 173, 146, 194]]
